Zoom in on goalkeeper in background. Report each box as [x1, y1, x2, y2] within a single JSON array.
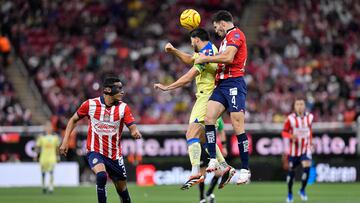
[[35, 121, 60, 194]]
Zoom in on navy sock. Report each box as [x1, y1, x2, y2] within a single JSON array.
[[205, 125, 216, 159], [237, 133, 249, 169], [301, 167, 310, 191], [199, 182, 205, 200], [206, 176, 219, 196], [96, 172, 107, 203], [287, 170, 295, 194], [117, 188, 131, 203]]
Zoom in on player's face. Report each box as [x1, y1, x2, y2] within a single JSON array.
[[213, 21, 226, 37], [294, 100, 305, 115], [112, 82, 124, 101], [190, 37, 200, 52]]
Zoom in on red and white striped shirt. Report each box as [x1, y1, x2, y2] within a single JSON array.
[[282, 112, 314, 157], [77, 96, 135, 160]]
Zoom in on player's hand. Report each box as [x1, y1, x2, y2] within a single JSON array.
[[194, 53, 206, 64], [131, 129, 142, 139], [164, 43, 174, 53], [154, 83, 168, 91], [59, 143, 68, 157]]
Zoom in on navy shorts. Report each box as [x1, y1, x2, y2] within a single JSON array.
[[87, 151, 127, 181], [210, 77, 247, 112], [288, 153, 312, 169]]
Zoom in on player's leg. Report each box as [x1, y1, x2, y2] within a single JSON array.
[[113, 180, 131, 203], [299, 153, 312, 201], [88, 152, 107, 203], [206, 175, 219, 203], [182, 123, 205, 190], [48, 170, 54, 193], [198, 166, 207, 203], [204, 100, 226, 172], [286, 156, 300, 203], [226, 78, 250, 184], [40, 162, 48, 194]]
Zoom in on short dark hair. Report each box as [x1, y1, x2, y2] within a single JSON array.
[[212, 10, 233, 23], [103, 77, 121, 88], [189, 28, 210, 41]]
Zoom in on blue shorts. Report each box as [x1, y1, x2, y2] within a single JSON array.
[[209, 77, 247, 112], [87, 152, 127, 181], [288, 153, 312, 169]]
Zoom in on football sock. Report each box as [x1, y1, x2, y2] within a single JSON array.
[[41, 172, 45, 190], [301, 167, 310, 191], [205, 125, 216, 159], [287, 170, 295, 194], [187, 138, 201, 175], [96, 171, 107, 203], [215, 145, 228, 170], [199, 182, 205, 200], [206, 176, 219, 196], [117, 188, 131, 203], [49, 171, 54, 191], [237, 133, 249, 169]]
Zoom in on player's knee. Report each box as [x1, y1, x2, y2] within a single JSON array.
[[96, 171, 107, 186]]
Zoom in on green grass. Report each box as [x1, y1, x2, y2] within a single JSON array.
[[0, 182, 359, 203]]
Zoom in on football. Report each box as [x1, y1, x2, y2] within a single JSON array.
[[180, 9, 201, 30]]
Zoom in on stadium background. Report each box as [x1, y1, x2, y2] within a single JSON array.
[[0, 0, 360, 202]]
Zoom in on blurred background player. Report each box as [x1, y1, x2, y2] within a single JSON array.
[[59, 77, 142, 203], [199, 117, 228, 203], [194, 10, 251, 185], [154, 28, 235, 190], [35, 121, 60, 194], [282, 98, 314, 203]]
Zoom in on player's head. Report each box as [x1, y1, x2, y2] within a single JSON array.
[[45, 121, 53, 135], [189, 28, 210, 52], [294, 98, 306, 115], [103, 77, 124, 102], [212, 10, 233, 37]]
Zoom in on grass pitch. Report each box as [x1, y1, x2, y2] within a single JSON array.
[[0, 182, 359, 203]]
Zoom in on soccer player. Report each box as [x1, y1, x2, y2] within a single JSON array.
[[282, 98, 314, 202], [35, 121, 60, 194], [59, 77, 142, 203], [154, 28, 235, 190], [194, 10, 251, 184], [199, 117, 228, 203]]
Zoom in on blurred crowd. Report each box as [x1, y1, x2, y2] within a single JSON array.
[[247, 0, 360, 123], [0, 0, 359, 125]]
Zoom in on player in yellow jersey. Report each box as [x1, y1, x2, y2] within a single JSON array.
[[35, 121, 60, 194], [154, 28, 235, 190]]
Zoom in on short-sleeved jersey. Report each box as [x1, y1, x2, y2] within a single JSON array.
[[282, 112, 314, 157], [77, 96, 135, 160], [217, 27, 247, 81], [192, 42, 218, 97], [36, 134, 59, 163]]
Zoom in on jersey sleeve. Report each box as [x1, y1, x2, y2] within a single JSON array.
[[217, 117, 224, 131], [36, 136, 42, 147], [124, 105, 136, 126], [77, 100, 89, 118], [226, 31, 243, 48], [281, 117, 292, 138]]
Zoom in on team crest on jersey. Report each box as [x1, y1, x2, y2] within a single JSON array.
[[104, 114, 110, 122], [92, 158, 98, 164], [234, 33, 240, 39]]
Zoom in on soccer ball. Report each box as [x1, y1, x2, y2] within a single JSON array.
[[180, 9, 201, 30]]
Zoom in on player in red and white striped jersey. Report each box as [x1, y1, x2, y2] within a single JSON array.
[[60, 77, 141, 203], [282, 98, 313, 202]]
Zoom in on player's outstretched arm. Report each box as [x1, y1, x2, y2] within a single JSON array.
[[194, 46, 237, 64], [154, 66, 199, 91], [59, 113, 81, 156], [128, 124, 142, 139], [165, 42, 194, 65]]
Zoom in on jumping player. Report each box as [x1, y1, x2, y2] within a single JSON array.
[[154, 28, 235, 190], [282, 98, 313, 202], [59, 77, 142, 203], [194, 10, 251, 184]]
